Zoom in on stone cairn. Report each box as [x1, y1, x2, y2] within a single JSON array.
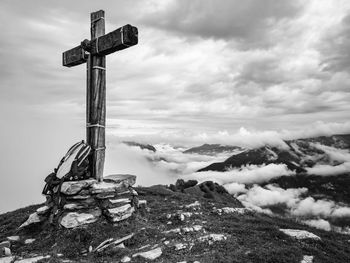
[[19, 174, 144, 229]]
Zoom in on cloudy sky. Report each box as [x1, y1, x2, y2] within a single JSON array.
[[1, 0, 350, 212]]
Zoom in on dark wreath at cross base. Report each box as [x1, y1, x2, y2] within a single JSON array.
[[19, 10, 147, 229]]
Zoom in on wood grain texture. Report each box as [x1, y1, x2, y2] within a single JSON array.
[[86, 55, 91, 147], [89, 10, 106, 182], [62, 10, 139, 181], [62, 45, 88, 67], [88, 24, 138, 55], [62, 24, 138, 67]]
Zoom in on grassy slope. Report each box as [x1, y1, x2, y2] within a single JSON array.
[[1, 186, 350, 263]]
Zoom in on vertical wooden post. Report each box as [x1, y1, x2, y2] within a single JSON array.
[[86, 54, 91, 147], [88, 10, 106, 181]]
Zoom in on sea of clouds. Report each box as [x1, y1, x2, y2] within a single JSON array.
[[104, 133, 350, 232]]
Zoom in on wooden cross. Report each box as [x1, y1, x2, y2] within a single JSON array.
[[62, 10, 138, 181]]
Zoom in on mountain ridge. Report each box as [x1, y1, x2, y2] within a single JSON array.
[[197, 134, 350, 173]]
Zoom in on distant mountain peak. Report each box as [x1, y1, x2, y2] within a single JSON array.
[[123, 141, 156, 152], [183, 143, 244, 155], [197, 134, 350, 174]]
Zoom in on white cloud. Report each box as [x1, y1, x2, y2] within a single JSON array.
[[302, 219, 331, 231], [240, 201, 273, 215], [224, 182, 247, 195], [291, 197, 350, 218], [312, 143, 350, 163], [236, 184, 350, 222], [104, 143, 178, 186], [331, 206, 350, 217], [238, 184, 307, 207], [184, 163, 295, 185], [306, 162, 350, 176], [291, 197, 335, 217]]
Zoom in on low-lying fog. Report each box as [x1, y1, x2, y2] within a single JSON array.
[[105, 141, 350, 233]]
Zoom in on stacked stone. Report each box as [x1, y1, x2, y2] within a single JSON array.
[[19, 174, 140, 229]]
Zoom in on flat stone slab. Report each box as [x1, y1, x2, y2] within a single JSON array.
[[198, 234, 228, 244], [280, 229, 321, 240], [15, 255, 50, 263], [104, 174, 136, 187], [90, 181, 128, 194], [106, 204, 135, 222], [301, 255, 314, 263], [63, 203, 88, 210], [215, 207, 251, 215], [100, 198, 131, 209], [59, 208, 101, 228], [0, 256, 14, 263], [60, 179, 96, 195], [6, 236, 20, 242], [185, 201, 201, 208], [19, 212, 44, 229], [65, 194, 92, 200], [94, 193, 117, 199], [107, 204, 132, 215], [0, 247, 11, 257], [174, 243, 187, 250], [24, 239, 36, 244], [0, 241, 10, 248], [121, 256, 131, 263], [36, 206, 51, 215], [94, 233, 134, 252], [133, 247, 162, 260]]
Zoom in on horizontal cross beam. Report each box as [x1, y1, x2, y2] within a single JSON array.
[[62, 24, 138, 67]]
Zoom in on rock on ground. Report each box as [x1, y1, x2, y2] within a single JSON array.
[[0, 256, 14, 263], [15, 255, 50, 263], [36, 206, 50, 215], [6, 236, 20, 242], [19, 212, 44, 229], [59, 208, 101, 228], [301, 255, 314, 263], [24, 239, 35, 244], [280, 229, 321, 240], [133, 247, 162, 260], [198, 234, 228, 244], [215, 207, 251, 215], [121, 256, 131, 262], [0, 247, 11, 257], [105, 204, 135, 222], [0, 241, 10, 248]]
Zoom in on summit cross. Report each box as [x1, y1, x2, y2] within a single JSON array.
[[62, 10, 138, 181]]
